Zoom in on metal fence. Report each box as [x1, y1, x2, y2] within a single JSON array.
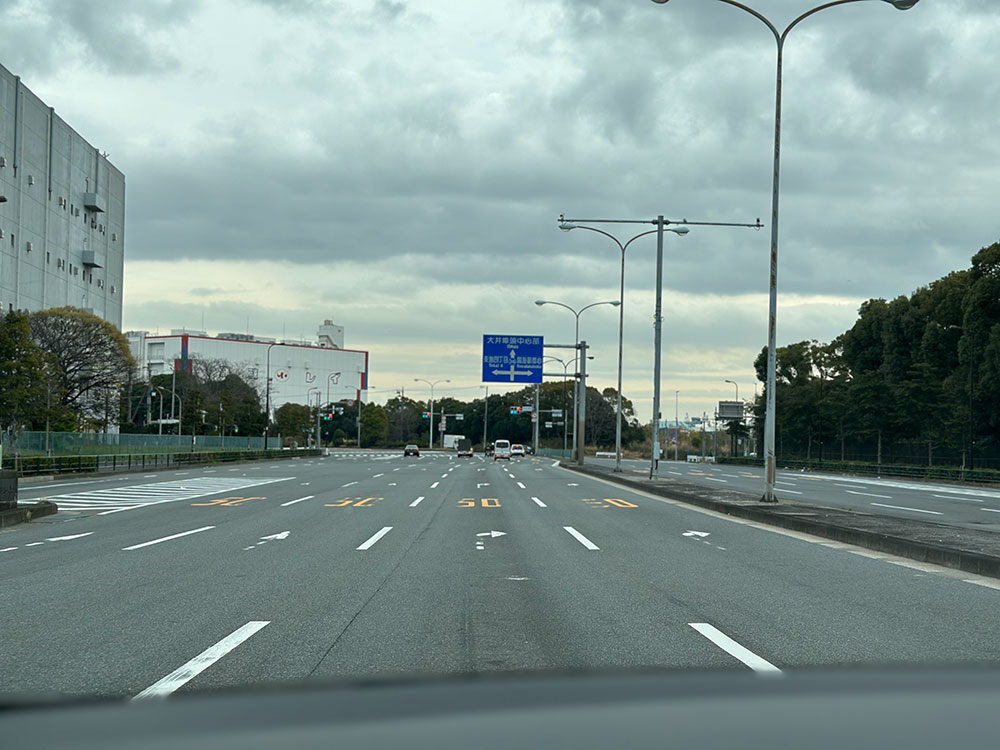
[[2, 431, 280, 456], [2, 448, 320, 476]]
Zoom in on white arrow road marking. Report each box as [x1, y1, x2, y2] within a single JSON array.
[[476, 531, 507, 538], [45, 532, 94, 542], [689, 623, 781, 674], [259, 531, 290, 542], [133, 621, 271, 699], [683, 531, 711, 538]]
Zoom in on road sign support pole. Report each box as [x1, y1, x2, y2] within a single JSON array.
[[533, 384, 540, 455]]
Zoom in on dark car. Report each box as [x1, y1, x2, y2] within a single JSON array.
[[404, 444, 420, 457]]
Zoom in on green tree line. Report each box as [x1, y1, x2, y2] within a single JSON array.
[[754, 240, 1000, 468]]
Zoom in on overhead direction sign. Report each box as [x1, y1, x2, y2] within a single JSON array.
[[482, 335, 544, 384]]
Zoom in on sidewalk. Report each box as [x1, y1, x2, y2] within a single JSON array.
[[563, 461, 1000, 579]]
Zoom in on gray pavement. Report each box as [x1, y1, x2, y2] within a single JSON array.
[[3, 449, 1000, 700]]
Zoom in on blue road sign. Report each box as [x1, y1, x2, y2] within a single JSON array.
[[482, 335, 544, 383]]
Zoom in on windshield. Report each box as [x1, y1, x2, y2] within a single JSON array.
[[3, 0, 1000, 708]]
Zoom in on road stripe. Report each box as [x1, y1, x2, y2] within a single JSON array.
[[934, 493, 982, 503], [409, 496, 425, 507], [517, 481, 526, 489], [704, 477, 728, 483], [430, 481, 440, 488], [342, 481, 357, 487], [531, 496, 547, 508], [775, 481, 797, 486], [667, 471, 683, 476], [280, 495, 314, 507], [373, 473, 384, 478], [123, 526, 215, 551], [563, 526, 599, 550], [780, 489, 803, 495], [981, 508, 1000, 514], [133, 621, 270, 699], [870, 502, 942, 516], [689, 623, 780, 674], [357, 526, 393, 550], [846, 490, 892, 499]]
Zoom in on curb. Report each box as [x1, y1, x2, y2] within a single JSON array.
[[0, 501, 58, 528], [562, 463, 1000, 579]]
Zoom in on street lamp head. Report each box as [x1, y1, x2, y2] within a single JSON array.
[[649, 0, 669, 3], [535, 299, 548, 306], [670, 226, 690, 236], [558, 223, 577, 232], [610, 300, 622, 307], [884, 0, 920, 9]]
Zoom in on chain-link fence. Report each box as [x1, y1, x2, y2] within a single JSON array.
[[1, 430, 280, 456]]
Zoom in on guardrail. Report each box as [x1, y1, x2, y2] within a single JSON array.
[[718, 456, 1000, 486], [3, 448, 322, 477]]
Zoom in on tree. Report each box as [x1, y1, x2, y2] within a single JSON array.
[[29, 307, 134, 427], [0, 311, 48, 435], [274, 403, 313, 443], [360, 403, 388, 447]]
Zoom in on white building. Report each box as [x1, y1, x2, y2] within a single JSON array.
[[126, 320, 368, 410], [0, 64, 126, 326]]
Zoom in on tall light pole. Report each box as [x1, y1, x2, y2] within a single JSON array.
[[262, 341, 290, 449], [558, 223, 684, 473], [559, 215, 762, 478], [724, 379, 739, 402], [535, 299, 619, 462], [307, 387, 321, 449], [650, 0, 921, 499], [414, 378, 450, 450], [545, 355, 570, 458]]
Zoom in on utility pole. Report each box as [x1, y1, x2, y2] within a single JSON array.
[[576, 342, 587, 466], [533, 383, 540, 455]]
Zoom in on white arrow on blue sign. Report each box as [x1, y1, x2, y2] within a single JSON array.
[[481, 335, 544, 384]]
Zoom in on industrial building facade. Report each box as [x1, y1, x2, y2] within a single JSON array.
[[127, 321, 368, 411], [0, 64, 125, 327]]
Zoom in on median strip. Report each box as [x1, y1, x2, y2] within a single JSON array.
[[123, 526, 216, 551], [133, 620, 270, 699]]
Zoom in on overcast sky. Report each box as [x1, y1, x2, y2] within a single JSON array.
[[6, 0, 998, 420]]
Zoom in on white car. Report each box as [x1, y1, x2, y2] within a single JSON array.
[[510, 444, 525, 457], [493, 439, 511, 461]]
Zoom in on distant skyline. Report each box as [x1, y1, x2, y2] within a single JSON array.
[[5, 0, 997, 420]]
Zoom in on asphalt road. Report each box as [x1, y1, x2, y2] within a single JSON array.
[[4, 449, 1000, 700], [592, 457, 1000, 531]]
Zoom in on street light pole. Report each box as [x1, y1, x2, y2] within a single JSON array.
[[650, 0, 922, 500], [674, 389, 679, 461], [535, 299, 620, 463], [414, 378, 450, 450]]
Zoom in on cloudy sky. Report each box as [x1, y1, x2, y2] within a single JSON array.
[[5, 0, 997, 419]]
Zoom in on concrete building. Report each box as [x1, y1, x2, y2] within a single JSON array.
[[0, 64, 125, 327], [126, 320, 368, 411]]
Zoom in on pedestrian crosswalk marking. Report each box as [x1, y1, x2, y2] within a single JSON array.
[[42, 476, 294, 514]]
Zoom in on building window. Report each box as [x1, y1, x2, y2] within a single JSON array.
[[46, 252, 50, 264]]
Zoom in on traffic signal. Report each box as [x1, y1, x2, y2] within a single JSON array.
[[510, 406, 522, 415], [233, 425, 239, 434], [422, 412, 431, 419]]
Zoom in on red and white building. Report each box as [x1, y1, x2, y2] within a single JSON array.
[[126, 320, 368, 410]]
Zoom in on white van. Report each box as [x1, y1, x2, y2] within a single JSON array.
[[493, 439, 511, 461]]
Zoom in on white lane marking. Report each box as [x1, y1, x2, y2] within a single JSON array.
[[1, 547, 18, 552], [934, 494, 982, 503], [563, 526, 599, 550], [551, 461, 560, 468], [722, 474, 742, 478], [26, 542, 45, 547], [143, 475, 156, 478], [981, 508, 1000, 514], [689, 623, 780, 674], [667, 471, 683, 476], [45, 532, 94, 542], [373, 473, 384, 478], [357, 526, 393, 550], [775, 481, 796, 486], [430, 481, 440, 488], [870, 502, 942, 516], [123, 526, 216, 551], [845, 490, 892, 499], [280, 495, 314, 507], [441, 474, 448, 478], [133, 621, 270, 699], [517, 481, 526, 489], [531, 496, 547, 508], [342, 481, 358, 487], [834, 483, 858, 489], [780, 489, 803, 495], [704, 477, 728, 483], [409, 496, 425, 507]]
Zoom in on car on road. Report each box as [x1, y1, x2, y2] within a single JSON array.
[[493, 439, 511, 461], [404, 444, 420, 457], [456, 438, 473, 457], [510, 444, 525, 457]]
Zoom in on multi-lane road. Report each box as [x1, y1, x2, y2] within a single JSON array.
[[4, 450, 1000, 700], [595, 457, 1000, 530]]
